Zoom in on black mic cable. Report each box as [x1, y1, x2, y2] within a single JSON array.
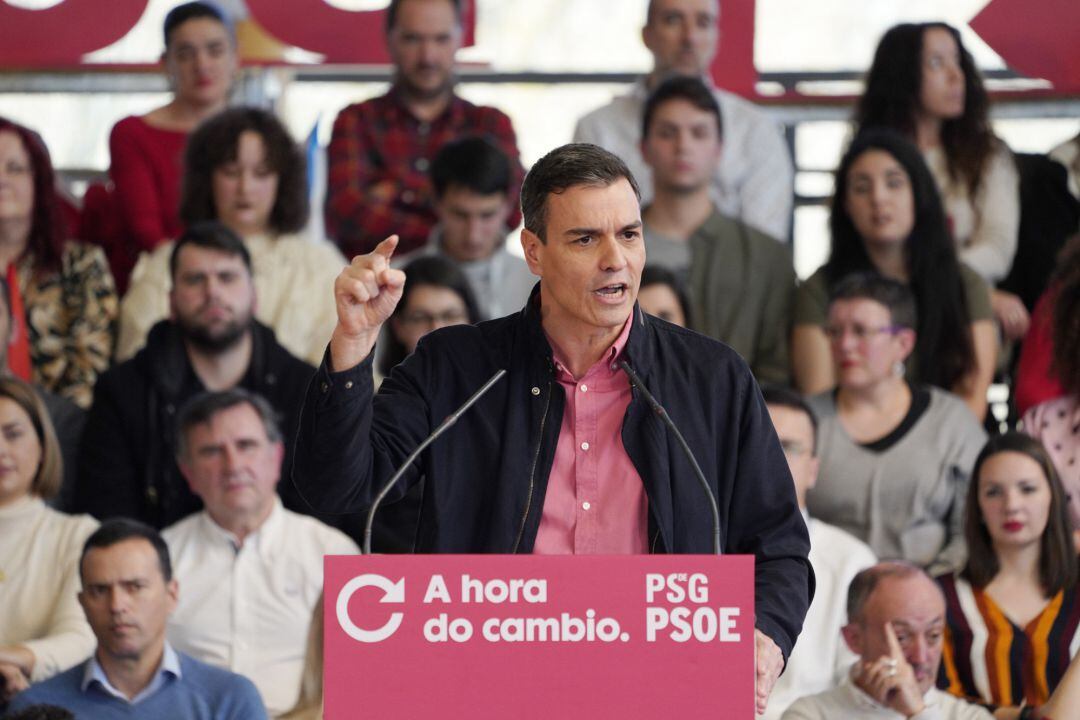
[[362, 368, 507, 554], [618, 360, 721, 555]]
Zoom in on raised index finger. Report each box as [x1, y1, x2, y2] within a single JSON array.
[[372, 234, 400, 261], [885, 621, 905, 660]]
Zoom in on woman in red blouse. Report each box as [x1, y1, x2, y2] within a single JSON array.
[[107, 1, 237, 288]]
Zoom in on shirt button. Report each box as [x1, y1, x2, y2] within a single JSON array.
[[580, 442, 590, 451], [321, 382, 329, 393], [415, 158, 430, 172], [531, 387, 541, 396], [345, 381, 354, 389], [580, 384, 588, 392], [582, 501, 591, 510]]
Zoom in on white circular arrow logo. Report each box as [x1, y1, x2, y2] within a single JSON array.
[[336, 574, 406, 643]]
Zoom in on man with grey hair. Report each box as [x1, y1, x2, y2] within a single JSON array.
[[574, 0, 794, 240], [295, 142, 812, 715], [163, 389, 358, 716], [782, 562, 992, 719]]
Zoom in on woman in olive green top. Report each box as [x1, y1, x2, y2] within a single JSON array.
[[792, 130, 997, 419]]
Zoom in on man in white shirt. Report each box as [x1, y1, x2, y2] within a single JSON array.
[[163, 389, 359, 717], [396, 136, 535, 320], [760, 387, 876, 719], [782, 561, 992, 720], [573, 0, 794, 240]]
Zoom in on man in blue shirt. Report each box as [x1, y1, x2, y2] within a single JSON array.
[[8, 518, 266, 719]]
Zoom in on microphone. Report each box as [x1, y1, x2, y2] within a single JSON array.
[[362, 368, 507, 554], [618, 360, 721, 555]]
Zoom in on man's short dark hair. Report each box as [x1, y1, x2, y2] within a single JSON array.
[[169, 221, 253, 281], [163, 1, 234, 48], [846, 561, 930, 625], [760, 385, 818, 452], [385, 0, 462, 33], [829, 272, 917, 330], [430, 137, 511, 199], [642, 75, 724, 140], [81, 519, 173, 584], [520, 143, 641, 242], [175, 389, 283, 461]]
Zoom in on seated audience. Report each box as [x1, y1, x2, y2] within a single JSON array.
[[116, 106, 346, 366], [0, 378, 97, 703], [760, 386, 876, 720], [574, 0, 793, 240], [7, 519, 267, 718], [76, 222, 315, 530], [640, 76, 795, 384], [395, 136, 534, 320], [324, 0, 524, 257], [782, 562, 993, 719], [106, 1, 237, 288], [637, 265, 691, 327], [1022, 237, 1080, 522], [164, 390, 358, 716], [856, 22, 1025, 340], [805, 274, 986, 572], [377, 255, 481, 380], [0, 279, 84, 508], [939, 433, 1079, 711], [792, 129, 996, 420], [0, 118, 118, 409]]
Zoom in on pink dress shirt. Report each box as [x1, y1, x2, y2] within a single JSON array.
[[533, 317, 649, 554]]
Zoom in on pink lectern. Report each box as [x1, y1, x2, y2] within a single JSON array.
[[324, 555, 754, 719]]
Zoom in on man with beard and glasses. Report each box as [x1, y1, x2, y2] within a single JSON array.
[[75, 222, 316, 530], [323, 0, 525, 258]]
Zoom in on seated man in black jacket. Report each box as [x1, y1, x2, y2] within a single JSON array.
[[77, 222, 316, 530], [293, 143, 812, 716]]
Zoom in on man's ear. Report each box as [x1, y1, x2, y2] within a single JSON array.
[[841, 622, 863, 656], [520, 228, 544, 277]]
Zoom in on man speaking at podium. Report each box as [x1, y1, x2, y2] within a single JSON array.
[[293, 143, 812, 715]]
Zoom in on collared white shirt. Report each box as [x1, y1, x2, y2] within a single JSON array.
[[163, 500, 359, 716], [81, 642, 182, 704], [759, 515, 877, 720], [781, 672, 994, 720], [574, 78, 794, 241]]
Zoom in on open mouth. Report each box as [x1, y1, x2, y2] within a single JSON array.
[[594, 283, 627, 298]]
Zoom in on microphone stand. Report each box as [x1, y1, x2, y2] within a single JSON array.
[[619, 360, 721, 555], [362, 368, 507, 554]]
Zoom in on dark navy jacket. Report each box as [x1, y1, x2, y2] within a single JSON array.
[[293, 298, 814, 660]]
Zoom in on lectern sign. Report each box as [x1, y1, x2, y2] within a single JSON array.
[[325, 555, 754, 719]]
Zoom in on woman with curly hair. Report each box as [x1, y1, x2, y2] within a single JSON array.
[[792, 130, 997, 419], [116, 107, 346, 366], [856, 22, 1026, 342], [1022, 236, 1080, 534]]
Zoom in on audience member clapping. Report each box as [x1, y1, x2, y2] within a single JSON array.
[[0, 119, 118, 409], [0, 378, 97, 703], [856, 22, 1026, 341], [638, 265, 691, 328], [164, 390, 358, 716], [640, 76, 795, 384], [1021, 236, 1080, 529], [804, 274, 986, 573], [116, 107, 346, 366], [938, 433, 1079, 712], [105, 1, 237, 288], [394, 136, 534, 320], [792, 129, 997, 420]]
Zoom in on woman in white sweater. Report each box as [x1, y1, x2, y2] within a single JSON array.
[[116, 107, 347, 365], [0, 377, 97, 702]]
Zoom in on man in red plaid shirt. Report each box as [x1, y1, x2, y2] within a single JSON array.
[[324, 0, 525, 259]]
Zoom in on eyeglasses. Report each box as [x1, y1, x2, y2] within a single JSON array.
[[824, 324, 902, 343], [399, 310, 469, 327]]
